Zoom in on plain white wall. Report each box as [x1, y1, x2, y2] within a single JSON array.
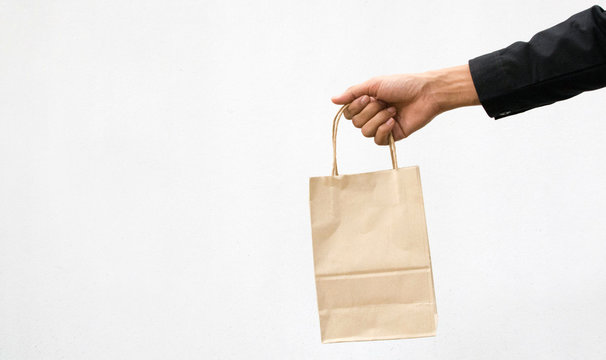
[[1, 1, 605, 359]]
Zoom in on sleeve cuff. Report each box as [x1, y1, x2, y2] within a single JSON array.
[[468, 50, 516, 119]]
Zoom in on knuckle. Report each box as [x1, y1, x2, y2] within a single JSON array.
[[346, 88, 356, 99], [369, 101, 383, 111], [381, 108, 393, 117], [352, 116, 364, 128], [343, 109, 352, 119]]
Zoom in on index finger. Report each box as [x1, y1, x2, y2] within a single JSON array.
[[342, 95, 370, 119]]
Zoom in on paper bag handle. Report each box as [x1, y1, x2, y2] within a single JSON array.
[[332, 103, 398, 176]]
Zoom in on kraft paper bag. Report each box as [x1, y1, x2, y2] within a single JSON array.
[[309, 104, 437, 343]]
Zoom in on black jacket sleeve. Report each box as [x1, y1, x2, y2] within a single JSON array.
[[468, 5, 606, 119]]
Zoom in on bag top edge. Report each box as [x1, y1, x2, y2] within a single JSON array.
[[309, 165, 420, 181]]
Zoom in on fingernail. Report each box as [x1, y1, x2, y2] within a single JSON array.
[[387, 107, 396, 114], [360, 95, 369, 105], [386, 118, 395, 126]]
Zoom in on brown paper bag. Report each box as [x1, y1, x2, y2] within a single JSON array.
[[309, 104, 437, 343]]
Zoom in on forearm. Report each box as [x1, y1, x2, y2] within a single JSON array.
[[424, 64, 481, 113]]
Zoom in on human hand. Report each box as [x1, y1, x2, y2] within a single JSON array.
[[331, 64, 480, 145]]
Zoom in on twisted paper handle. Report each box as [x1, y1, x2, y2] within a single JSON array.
[[331, 103, 398, 176]]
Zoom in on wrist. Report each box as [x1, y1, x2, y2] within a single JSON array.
[[424, 64, 481, 112]]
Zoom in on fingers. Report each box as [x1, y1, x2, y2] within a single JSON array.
[[361, 106, 396, 138], [343, 95, 370, 119], [344, 96, 387, 120], [331, 79, 379, 105], [374, 118, 396, 145], [351, 100, 386, 128]]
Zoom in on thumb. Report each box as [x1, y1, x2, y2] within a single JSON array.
[[331, 78, 379, 104]]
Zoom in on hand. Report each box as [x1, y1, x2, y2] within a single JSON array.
[[331, 64, 480, 145]]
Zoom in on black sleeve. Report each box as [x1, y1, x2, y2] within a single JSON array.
[[468, 5, 606, 119]]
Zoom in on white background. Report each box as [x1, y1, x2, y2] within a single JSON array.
[[1, 1, 605, 359]]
